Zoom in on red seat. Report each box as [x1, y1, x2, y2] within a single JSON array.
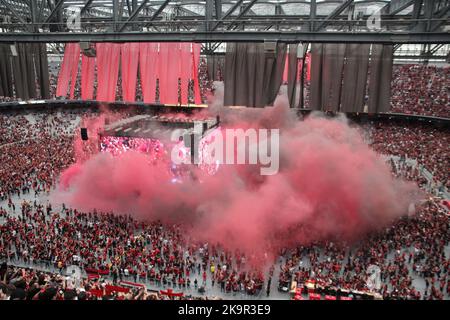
[[309, 293, 321, 300], [325, 295, 337, 300]]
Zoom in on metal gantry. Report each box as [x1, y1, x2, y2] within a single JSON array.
[[0, 1, 448, 49]]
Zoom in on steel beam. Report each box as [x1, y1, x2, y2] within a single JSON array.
[[42, 0, 65, 27], [30, 0, 37, 31], [388, 0, 415, 15], [211, 0, 244, 31], [0, 0, 29, 27], [80, 0, 95, 16], [431, 4, 450, 31], [430, 43, 444, 54], [0, 0, 448, 37], [410, 0, 423, 30], [394, 54, 448, 59], [2, 15, 448, 32], [144, 0, 171, 29], [177, 6, 201, 17], [214, 0, 222, 19], [310, 0, 317, 32], [316, 0, 354, 31], [1, 31, 449, 44], [211, 42, 222, 52], [118, 0, 149, 32], [125, 0, 132, 15], [37, 0, 46, 24], [226, 0, 258, 30], [205, 0, 213, 31], [423, 0, 435, 32]]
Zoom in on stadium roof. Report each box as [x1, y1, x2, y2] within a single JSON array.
[[0, 0, 449, 44]]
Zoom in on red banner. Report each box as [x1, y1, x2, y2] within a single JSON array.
[[192, 43, 202, 104], [56, 43, 80, 98], [180, 43, 192, 105], [96, 43, 121, 102], [81, 55, 95, 100], [139, 43, 159, 103], [121, 43, 140, 102]]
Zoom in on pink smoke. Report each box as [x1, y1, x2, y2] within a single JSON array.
[[53, 102, 420, 255]]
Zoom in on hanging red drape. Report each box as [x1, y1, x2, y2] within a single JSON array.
[[56, 43, 80, 98], [306, 53, 311, 81], [95, 43, 105, 100], [139, 43, 159, 103], [179, 43, 192, 105], [158, 43, 180, 104], [282, 55, 289, 83], [69, 44, 80, 99], [96, 42, 121, 102], [81, 54, 95, 100], [158, 43, 169, 103], [192, 43, 202, 105], [166, 43, 181, 104], [56, 44, 71, 97], [121, 43, 140, 102]]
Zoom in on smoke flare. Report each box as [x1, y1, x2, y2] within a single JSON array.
[[54, 100, 420, 255]]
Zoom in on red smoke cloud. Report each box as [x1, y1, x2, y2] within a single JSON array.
[[53, 101, 420, 255]]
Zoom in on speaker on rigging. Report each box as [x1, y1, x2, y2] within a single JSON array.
[[80, 42, 96, 57], [10, 44, 17, 57], [297, 43, 304, 58], [80, 128, 88, 141], [264, 41, 277, 57]]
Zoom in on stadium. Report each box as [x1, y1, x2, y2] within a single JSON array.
[[0, 0, 449, 306]]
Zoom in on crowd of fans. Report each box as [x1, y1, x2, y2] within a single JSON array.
[[0, 200, 265, 300], [0, 111, 80, 201], [0, 191, 448, 300], [281, 199, 449, 300], [366, 121, 449, 189], [0, 263, 219, 300], [388, 159, 428, 189], [390, 64, 449, 118], [0, 104, 448, 300]]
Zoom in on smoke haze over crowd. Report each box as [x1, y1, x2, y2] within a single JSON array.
[[54, 97, 420, 255]]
